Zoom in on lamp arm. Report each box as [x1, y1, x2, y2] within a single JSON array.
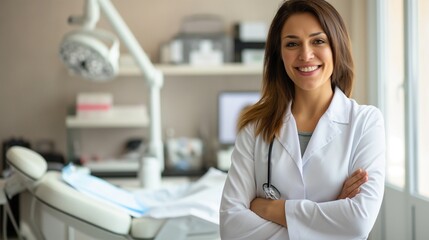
[[68, 0, 100, 29], [96, 0, 163, 87], [96, 0, 165, 170]]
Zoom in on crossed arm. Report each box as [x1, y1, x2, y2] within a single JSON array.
[[250, 168, 369, 227]]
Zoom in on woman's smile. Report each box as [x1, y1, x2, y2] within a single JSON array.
[[296, 65, 321, 75]]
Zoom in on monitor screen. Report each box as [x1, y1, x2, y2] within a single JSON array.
[[218, 91, 260, 145]]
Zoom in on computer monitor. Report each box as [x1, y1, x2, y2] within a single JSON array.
[[218, 91, 261, 145]]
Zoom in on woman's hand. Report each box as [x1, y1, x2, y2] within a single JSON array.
[[250, 198, 287, 227], [337, 168, 368, 200]]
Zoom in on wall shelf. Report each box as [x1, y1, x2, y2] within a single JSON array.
[[66, 106, 149, 128], [66, 117, 148, 128], [119, 56, 263, 76]]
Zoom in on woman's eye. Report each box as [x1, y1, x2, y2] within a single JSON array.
[[314, 39, 326, 45], [285, 42, 298, 48]]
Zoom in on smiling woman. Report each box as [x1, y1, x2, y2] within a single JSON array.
[[280, 12, 335, 133], [219, 0, 385, 239]]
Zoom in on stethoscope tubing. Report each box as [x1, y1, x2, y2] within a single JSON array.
[[263, 138, 281, 200], [267, 139, 274, 187]]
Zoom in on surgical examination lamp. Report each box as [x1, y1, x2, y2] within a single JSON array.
[[59, 0, 164, 184]]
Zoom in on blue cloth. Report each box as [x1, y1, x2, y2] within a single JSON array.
[[62, 164, 147, 217]]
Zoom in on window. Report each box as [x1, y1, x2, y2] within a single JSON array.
[[417, 0, 429, 198], [382, 0, 429, 197], [384, 0, 406, 188]]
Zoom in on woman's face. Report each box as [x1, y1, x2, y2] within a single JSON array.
[[280, 13, 334, 94]]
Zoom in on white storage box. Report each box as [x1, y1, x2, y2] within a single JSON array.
[[235, 21, 268, 42], [76, 93, 113, 118]]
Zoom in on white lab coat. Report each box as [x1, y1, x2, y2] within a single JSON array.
[[220, 87, 385, 240]]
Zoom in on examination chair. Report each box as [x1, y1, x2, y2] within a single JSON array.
[[3, 146, 220, 240]]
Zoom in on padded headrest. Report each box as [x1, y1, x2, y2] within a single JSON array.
[[36, 172, 132, 235], [6, 146, 48, 180]]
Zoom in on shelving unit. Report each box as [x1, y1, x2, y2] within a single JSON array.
[[65, 106, 149, 177]]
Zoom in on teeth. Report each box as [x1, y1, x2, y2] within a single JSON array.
[[299, 66, 318, 72]]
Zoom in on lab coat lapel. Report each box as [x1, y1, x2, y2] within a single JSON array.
[[302, 88, 350, 165], [276, 88, 351, 173], [278, 109, 303, 174], [301, 114, 341, 166]]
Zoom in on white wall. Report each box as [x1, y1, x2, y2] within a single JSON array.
[[0, 0, 368, 166]]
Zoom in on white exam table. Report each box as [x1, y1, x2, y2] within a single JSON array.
[[3, 146, 221, 240]]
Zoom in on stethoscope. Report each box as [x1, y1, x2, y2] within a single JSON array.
[[262, 139, 281, 200]]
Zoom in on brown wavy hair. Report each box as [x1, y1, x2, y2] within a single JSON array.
[[237, 0, 354, 143]]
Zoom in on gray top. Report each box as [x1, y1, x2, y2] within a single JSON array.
[[298, 131, 313, 157]]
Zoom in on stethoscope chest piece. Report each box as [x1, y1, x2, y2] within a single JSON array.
[[263, 183, 281, 200]]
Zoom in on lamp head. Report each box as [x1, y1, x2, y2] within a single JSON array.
[[59, 29, 119, 81]]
